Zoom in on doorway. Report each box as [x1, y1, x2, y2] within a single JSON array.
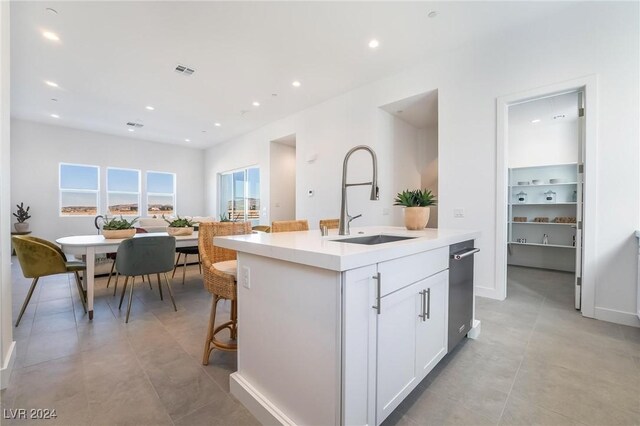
[[495, 76, 597, 317], [269, 134, 296, 222]]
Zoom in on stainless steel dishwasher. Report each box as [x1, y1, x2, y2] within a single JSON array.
[[448, 240, 480, 352]]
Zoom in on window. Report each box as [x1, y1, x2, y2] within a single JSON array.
[[59, 163, 99, 216], [107, 168, 140, 216], [147, 171, 176, 216], [219, 166, 260, 224]]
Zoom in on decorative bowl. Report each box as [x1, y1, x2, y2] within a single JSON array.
[[517, 181, 530, 186], [532, 179, 542, 185], [167, 226, 194, 236], [549, 178, 566, 184], [102, 228, 136, 239]]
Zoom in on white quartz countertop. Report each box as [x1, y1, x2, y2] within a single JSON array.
[[214, 226, 480, 271]]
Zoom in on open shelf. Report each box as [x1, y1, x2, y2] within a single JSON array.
[[510, 182, 578, 188], [510, 202, 577, 206], [509, 242, 575, 249], [509, 163, 578, 170], [510, 222, 576, 226]]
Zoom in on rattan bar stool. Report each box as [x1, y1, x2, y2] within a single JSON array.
[[271, 219, 309, 233], [318, 218, 340, 230], [199, 221, 252, 365]]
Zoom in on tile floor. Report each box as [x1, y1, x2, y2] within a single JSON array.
[[2, 262, 639, 425]]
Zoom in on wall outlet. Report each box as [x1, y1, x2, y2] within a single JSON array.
[[242, 266, 250, 289], [454, 209, 465, 218]]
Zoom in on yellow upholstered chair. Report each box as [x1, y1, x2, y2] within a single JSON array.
[[271, 220, 309, 233], [319, 219, 340, 230], [12, 235, 87, 326], [199, 221, 252, 364]]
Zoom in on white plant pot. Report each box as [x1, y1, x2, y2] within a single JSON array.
[[14, 222, 29, 233]]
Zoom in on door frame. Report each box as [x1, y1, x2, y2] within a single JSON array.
[[495, 75, 597, 318]]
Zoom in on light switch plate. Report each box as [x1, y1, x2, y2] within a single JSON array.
[[242, 266, 250, 289], [454, 209, 465, 218]]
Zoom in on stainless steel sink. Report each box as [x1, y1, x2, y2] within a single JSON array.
[[333, 234, 417, 245]]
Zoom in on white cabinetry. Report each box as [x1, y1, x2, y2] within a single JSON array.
[[376, 271, 448, 422]]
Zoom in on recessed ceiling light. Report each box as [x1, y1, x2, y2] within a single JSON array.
[[45, 80, 58, 88], [292, 80, 301, 87], [42, 31, 60, 41], [252, 101, 260, 107], [46, 8, 58, 15], [368, 39, 379, 49], [428, 11, 438, 18], [214, 122, 221, 127], [50, 113, 60, 118], [145, 106, 155, 111], [185, 138, 191, 142], [531, 119, 541, 124], [128, 128, 135, 132]]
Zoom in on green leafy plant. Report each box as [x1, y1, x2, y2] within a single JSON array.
[[163, 214, 194, 228], [13, 202, 31, 223], [219, 213, 230, 222], [393, 189, 437, 207], [102, 215, 138, 230]]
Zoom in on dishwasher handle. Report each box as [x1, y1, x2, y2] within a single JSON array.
[[451, 247, 480, 260]]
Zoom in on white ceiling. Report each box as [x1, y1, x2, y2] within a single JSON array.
[[509, 91, 580, 128], [11, 1, 573, 148], [380, 89, 438, 129]]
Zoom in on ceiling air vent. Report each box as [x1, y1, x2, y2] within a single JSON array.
[[126, 122, 144, 128], [175, 64, 195, 76]]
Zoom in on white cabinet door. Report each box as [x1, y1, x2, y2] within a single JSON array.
[[376, 281, 422, 423], [415, 271, 448, 380]]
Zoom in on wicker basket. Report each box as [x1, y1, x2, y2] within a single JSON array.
[[102, 228, 136, 239], [167, 226, 194, 236]]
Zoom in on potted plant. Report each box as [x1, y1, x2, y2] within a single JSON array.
[[102, 215, 138, 239], [394, 189, 437, 230], [163, 215, 195, 236], [13, 202, 31, 232]]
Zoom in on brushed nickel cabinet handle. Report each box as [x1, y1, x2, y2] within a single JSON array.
[[419, 289, 427, 321], [426, 288, 431, 320], [372, 273, 381, 315]]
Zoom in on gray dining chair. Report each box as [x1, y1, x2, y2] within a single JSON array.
[[116, 235, 178, 323]]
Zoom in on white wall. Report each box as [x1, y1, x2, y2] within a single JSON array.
[[269, 141, 296, 223], [10, 119, 206, 242], [205, 2, 639, 324], [418, 126, 438, 228], [0, 0, 15, 389]]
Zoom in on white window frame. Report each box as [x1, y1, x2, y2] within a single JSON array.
[[218, 165, 260, 223], [146, 171, 176, 216], [106, 167, 141, 217], [59, 162, 100, 217]]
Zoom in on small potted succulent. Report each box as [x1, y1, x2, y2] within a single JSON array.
[[163, 214, 195, 236], [394, 189, 437, 230], [13, 202, 31, 232], [102, 215, 138, 239]]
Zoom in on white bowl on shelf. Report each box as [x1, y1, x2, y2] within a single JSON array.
[[532, 179, 542, 185], [517, 181, 530, 185], [549, 178, 566, 184]]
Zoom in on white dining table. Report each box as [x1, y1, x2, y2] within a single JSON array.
[[56, 232, 199, 319]]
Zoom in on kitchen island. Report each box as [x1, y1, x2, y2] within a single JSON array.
[[215, 226, 481, 426]]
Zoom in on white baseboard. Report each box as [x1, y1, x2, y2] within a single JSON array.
[[468, 319, 482, 339], [0, 340, 16, 389], [595, 307, 640, 328], [475, 285, 503, 301], [230, 372, 295, 426]]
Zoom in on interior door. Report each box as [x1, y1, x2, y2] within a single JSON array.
[[575, 91, 585, 310]]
